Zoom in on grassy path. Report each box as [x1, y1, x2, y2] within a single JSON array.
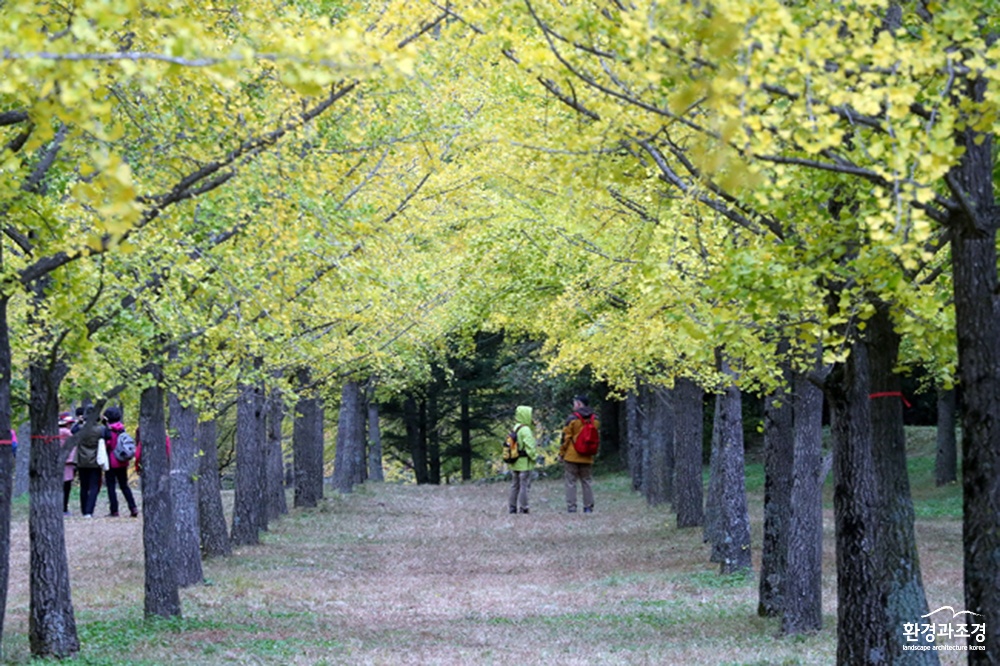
[[3, 453, 964, 664]]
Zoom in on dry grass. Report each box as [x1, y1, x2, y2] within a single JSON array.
[[1, 428, 965, 665]]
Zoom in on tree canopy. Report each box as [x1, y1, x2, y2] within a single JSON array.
[[3, 0, 999, 660]]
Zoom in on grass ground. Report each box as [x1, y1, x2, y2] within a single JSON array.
[[0, 427, 964, 665]]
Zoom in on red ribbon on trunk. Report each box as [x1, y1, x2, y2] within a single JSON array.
[[869, 391, 912, 408]]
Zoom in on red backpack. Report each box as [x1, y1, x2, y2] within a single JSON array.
[[573, 413, 599, 456]]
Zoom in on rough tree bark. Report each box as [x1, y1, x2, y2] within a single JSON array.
[[457, 388, 472, 482], [404, 396, 429, 484], [759, 360, 794, 617], [868, 306, 937, 665], [168, 392, 203, 588], [333, 380, 366, 493], [428, 387, 441, 485], [781, 369, 825, 635], [265, 388, 287, 521], [293, 369, 324, 508], [703, 392, 723, 562], [0, 295, 13, 653], [714, 371, 752, 574], [14, 421, 30, 498], [934, 388, 957, 486], [644, 386, 673, 506], [196, 418, 231, 558], [232, 378, 266, 546], [624, 387, 644, 492], [28, 357, 78, 657], [140, 377, 181, 619], [367, 398, 384, 482], [672, 377, 704, 529], [948, 72, 1000, 662], [827, 340, 884, 664]]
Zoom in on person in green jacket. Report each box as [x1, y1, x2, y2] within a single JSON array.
[[508, 405, 537, 514]]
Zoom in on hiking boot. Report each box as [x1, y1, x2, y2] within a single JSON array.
[[583, 507, 594, 514], [519, 507, 530, 514], [130, 508, 139, 518], [107, 512, 119, 518], [508, 506, 517, 514]]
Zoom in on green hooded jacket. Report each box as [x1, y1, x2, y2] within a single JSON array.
[[510, 405, 537, 472]]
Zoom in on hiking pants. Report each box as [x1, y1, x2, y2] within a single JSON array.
[[105, 466, 137, 515], [508, 470, 531, 511], [78, 467, 102, 516], [564, 461, 594, 512]]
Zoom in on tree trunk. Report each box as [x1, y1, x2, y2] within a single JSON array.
[[827, 341, 884, 664], [644, 386, 673, 506], [782, 369, 825, 635], [333, 380, 366, 493], [458, 388, 472, 481], [232, 378, 266, 546], [868, 306, 937, 665], [265, 388, 287, 521], [167, 392, 202, 588], [948, 74, 1000, 662], [759, 362, 794, 617], [673, 377, 704, 528], [405, 396, 428, 484], [367, 399, 384, 482], [140, 378, 181, 619], [428, 390, 441, 485], [934, 388, 957, 486], [0, 295, 13, 653], [14, 421, 30, 497], [292, 375, 324, 508], [625, 388, 643, 492], [196, 418, 231, 559], [599, 388, 623, 466], [714, 374, 752, 574], [28, 358, 78, 657], [704, 392, 723, 562]]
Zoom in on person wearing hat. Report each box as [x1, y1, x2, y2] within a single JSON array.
[[559, 395, 600, 513], [59, 412, 77, 516]]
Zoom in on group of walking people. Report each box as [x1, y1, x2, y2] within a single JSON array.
[[507, 395, 599, 515], [61, 406, 139, 519]]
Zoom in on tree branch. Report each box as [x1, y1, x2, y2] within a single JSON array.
[[22, 125, 68, 195], [0, 110, 28, 126], [18, 82, 357, 287]]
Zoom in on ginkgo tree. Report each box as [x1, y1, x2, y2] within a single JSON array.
[[3, 0, 991, 663], [0, 0, 455, 656], [389, 1, 976, 663]]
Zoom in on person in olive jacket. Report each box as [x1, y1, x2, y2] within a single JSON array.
[[74, 407, 105, 518], [559, 395, 599, 513], [507, 405, 538, 514]]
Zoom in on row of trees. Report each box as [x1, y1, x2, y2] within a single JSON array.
[[2, 0, 996, 663]]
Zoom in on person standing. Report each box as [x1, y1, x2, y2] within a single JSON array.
[[75, 407, 104, 518], [60, 412, 76, 516], [559, 395, 600, 513], [70, 407, 85, 434], [507, 405, 537, 514], [102, 407, 139, 517]]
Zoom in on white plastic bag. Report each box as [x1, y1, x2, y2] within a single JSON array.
[[96, 438, 109, 471]]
